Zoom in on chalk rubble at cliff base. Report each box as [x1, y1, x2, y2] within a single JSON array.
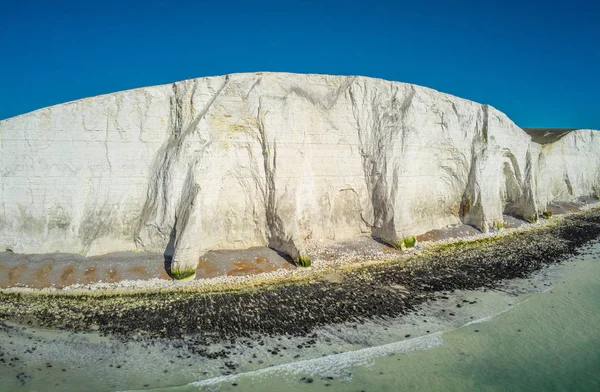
[[1, 73, 599, 274]]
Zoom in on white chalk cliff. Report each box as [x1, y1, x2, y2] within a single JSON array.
[[1, 73, 599, 272]]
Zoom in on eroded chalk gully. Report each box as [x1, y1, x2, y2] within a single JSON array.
[[1, 210, 599, 391]]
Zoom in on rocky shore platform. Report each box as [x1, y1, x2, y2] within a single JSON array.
[[1, 208, 600, 348]]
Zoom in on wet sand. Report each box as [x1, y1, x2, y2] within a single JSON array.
[[0, 247, 295, 289]]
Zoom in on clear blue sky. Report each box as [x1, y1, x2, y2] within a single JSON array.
[[1, 0, 598, 128]]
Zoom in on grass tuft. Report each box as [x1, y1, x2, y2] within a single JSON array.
[[542, 211, 553, 219], [397, 236, 417, 250], [296, 256, 312, 268], [527, 214, 539, 223], [171, 268, 196, 280], [493, 221, 504, 231]]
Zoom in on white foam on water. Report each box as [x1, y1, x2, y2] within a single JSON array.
[[461, 301, 523, 327], [183, 332, 443, 389], [177, 290, 543, 391], [463, 315, 493, 326]]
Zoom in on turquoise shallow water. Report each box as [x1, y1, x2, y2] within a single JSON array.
[[1, 242, 599, 392], [192, 249, 600, 392]]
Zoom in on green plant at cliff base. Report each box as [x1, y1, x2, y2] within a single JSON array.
[[397, 236, 417, 250], [525, 214, 539, 224], [296, 256, 312, 268], [493, 221, 504, 231], [171, 268, 196, 280], [543, 211, 553, 219]]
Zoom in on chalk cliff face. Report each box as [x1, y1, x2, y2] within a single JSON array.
[[0, 73, 598, 272]]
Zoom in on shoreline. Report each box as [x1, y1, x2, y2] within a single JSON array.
[[1, 202, 598, 297], [1, 207, 599, 341]]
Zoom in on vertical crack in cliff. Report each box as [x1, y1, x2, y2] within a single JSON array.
[[135, 76, 229, 251], [398, 85, 416, 154], [481, 104, 489, 143], [113, 94, 126, 139], [523, 149, 538, 219], [254, 100, 297, 258], [439, 141, 470, 203], [500, 148, 538, 220], [257, 105, 277, 230], [450, 101, 460, 119], [349, 83, 375, 230], [104, 117, 113, 171], [244, 75, 263, 99], [170, 164, 201, 270], [564, 173, 574, 196], [459, 105, 492, 230], [460, 141, 483, 228], [135, 90, 154, 143], [236, 146, 265, 244], [349, 81, 416, 244], [501, 149, 523, 217]]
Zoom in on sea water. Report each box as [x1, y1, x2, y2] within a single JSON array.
[[1, 242, 599, 392]]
